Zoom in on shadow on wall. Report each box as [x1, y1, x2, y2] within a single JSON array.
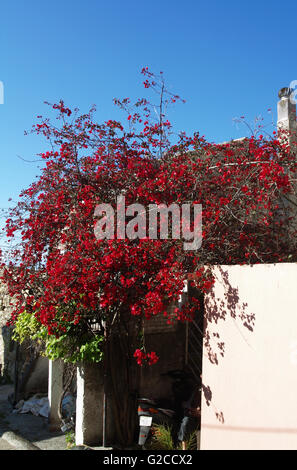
[[204, 266, 255, 366], [201, 266, 256, 422]]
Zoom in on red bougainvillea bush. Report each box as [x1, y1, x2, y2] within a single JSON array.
[[1, 69, 297, 443]]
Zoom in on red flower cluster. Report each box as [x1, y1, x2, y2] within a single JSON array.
[[133, 349, 159, 366]]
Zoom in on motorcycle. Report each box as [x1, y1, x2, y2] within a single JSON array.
[[137, 397, 175, 446], [137, 369, 196, 447]]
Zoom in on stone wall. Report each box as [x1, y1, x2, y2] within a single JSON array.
[[0, 282, 16, 383], [0, 325, 15, 383]]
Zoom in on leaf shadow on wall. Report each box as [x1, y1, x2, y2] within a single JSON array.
[[201, 266, 256, 423]]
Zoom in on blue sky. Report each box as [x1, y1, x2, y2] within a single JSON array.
[[0, 0, 296, 219]]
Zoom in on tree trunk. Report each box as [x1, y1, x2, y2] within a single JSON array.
[[105, 317, 140, 446]]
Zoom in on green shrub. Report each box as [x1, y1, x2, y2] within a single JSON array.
[[146, 424, 198, 450], [65, 430, 75, 449], [13, 310, 103, 364], [147, 424, 175, 450]]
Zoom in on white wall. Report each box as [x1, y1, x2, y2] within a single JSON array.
[[201, 263, 297, 450]]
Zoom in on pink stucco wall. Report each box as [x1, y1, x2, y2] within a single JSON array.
[[200, 263, 297, 450]]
